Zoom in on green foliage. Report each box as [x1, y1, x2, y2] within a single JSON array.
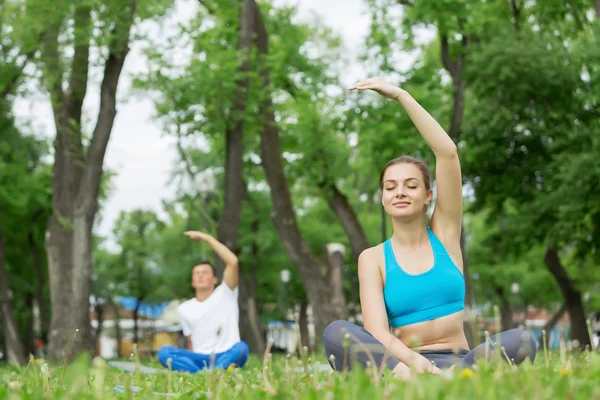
[[0, 101, 52, 345], [465, 208, 561, 308], [95, 209, 171, 304]]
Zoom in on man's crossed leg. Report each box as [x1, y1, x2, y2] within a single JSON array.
[[158, 341, 249, 373]]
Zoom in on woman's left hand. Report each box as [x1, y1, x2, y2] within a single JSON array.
[[348, 78, 405, 101]]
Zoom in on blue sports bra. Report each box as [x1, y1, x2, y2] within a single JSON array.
[[382, 227, 465, 328]]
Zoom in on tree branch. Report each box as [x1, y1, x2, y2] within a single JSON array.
[[77, 0, 136, 215], [566, 0, 585, 31], [440, 34, 468, 140], [510, 0, 520, 32], [59, 5, 92, 173], [198, 0, 216, 15], [440, 35, 457, 80], [41, 22, 65, 108], [0, 43, 39, 99], [544, 248, 577, 295], [215, 0, 255, 269], [65, 5, 91, 127]]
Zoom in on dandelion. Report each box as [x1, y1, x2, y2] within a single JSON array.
[[343, 333, 350, 348], [459, 368, 474, 379], [558, 367, 572, 376]]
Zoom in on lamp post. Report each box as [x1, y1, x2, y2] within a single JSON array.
[[511, 282, 521, 327]]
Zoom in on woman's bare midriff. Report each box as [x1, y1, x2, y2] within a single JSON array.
[[392, 310, 470, 352]]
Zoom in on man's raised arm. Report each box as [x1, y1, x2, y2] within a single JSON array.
[[184, 231, 239, 290]]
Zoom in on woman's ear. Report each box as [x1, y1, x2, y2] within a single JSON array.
[[425, 189, 433, 205]]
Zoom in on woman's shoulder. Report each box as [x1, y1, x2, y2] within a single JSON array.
[[358, 243, 386, 268]]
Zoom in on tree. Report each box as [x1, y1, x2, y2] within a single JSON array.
[[249, 0, 350, 336], [25, 0, 170, 360], [461, 17, 599, 347]]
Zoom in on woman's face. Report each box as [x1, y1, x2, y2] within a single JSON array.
[[381, 163, 432, 218]]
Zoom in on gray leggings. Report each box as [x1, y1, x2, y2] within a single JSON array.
[[323, 320, 537, 371]]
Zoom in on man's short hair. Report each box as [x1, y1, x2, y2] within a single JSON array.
[[193, 260, 216, 276]]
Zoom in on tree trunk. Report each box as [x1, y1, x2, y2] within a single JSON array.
[[46, 213, 96, 359], [214, 0, 255, 274], [319, 182, 370, 262], [25, 293, 35, 356], [44, 2, 135, 361], [200, 0, 259, 354], [494, 285, 515, 331], [239, 219, 265, 354], [113, 301, 122, 357], [95, 304, 104, 342], [544, 248, 590, 348], [325, 243, 348, 320], [0, 237, 27, 365], [460, 223, 475, 346], [239, 275, 265, 355], [133, 301, 141, 345], [251, 0, 345, 340], [299, 298, 309, 349]]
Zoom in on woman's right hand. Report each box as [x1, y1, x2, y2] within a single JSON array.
[[411, 354, 443, 375]]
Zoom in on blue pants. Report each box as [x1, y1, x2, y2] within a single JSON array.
[[323, 320, 536, 371], [157, 341, 249, 373]]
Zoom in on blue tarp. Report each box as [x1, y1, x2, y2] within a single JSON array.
[[117, 297, 170, 319]]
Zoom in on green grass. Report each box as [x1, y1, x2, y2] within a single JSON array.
[[2, 349, 600, 399]]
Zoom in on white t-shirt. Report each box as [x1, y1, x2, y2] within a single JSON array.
[[177, 283, 240, 354]]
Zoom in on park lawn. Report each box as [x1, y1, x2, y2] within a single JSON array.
[[1, 349, 600, 399]]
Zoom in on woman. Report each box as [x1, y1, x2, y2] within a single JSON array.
[[323, 78, 536, 379]]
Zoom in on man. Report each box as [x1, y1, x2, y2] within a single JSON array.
[[157, 231, 249, 373]]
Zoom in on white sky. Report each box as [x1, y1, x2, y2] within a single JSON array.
[[12, 0, 430, 242]]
